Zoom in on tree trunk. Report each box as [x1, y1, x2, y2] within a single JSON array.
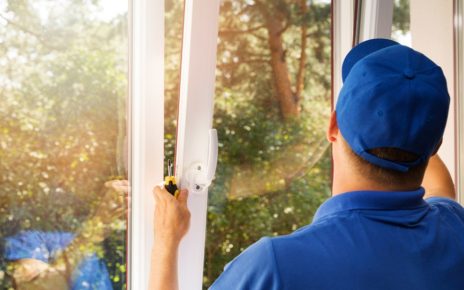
[[296, 0, 308, 99], [265, 15, 300, 119]]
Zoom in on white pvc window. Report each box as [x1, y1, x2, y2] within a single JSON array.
[[130, 0, 165, 289], [333, 0, 357, 101], [455, 0, 464, 204], [133, 0, 221, 288], [358, 0, 394, 41], [409, 0, 457, 186], [175, 1, 221, 289]]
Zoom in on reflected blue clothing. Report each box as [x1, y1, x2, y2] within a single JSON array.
[[210, 188, 464, 290], [5, 231, 113, 290]]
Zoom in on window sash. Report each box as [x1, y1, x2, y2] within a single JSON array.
[[129, 0, 165, 289]]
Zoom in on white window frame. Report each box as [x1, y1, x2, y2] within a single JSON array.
[[409, 0, 457, 191], [130, 0, 221, 288], [332, 0, 357, 103], [332, 0, 394, 103], [174, 1, 221, 289], [130, 0, 164, 289], [455, 0, 464, 204], [358, 0, 394, 41]]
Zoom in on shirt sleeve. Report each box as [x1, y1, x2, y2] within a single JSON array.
[[209, 237, 282, 290]]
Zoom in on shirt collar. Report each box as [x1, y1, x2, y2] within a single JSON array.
[[313, 187, 427, 222]]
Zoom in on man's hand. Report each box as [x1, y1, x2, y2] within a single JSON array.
[[149, 186, 190, 290], [153, 186, 190, 247]]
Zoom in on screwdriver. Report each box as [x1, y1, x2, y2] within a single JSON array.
[[164, 159, 179, 197]]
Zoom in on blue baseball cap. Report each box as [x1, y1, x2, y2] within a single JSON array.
[[336, 38, 450, 172]]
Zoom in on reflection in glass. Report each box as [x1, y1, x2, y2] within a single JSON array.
[[0, 1, 128, 289]]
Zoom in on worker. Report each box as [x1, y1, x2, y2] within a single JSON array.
[[149, 38, 464, 290]]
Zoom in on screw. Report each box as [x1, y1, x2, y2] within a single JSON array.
[[197, 165, 202, 170], [195, 185, 201, 190]]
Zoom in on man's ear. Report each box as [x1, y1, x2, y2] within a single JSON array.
[[327, 111, 339, 143], [431, 138, 443, 156]]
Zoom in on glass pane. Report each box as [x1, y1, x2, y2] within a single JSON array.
[[0, 1, 128, 289], [205, 0, 332, 288], [164, 0, 184, 170], [391, 0, 411, 46]]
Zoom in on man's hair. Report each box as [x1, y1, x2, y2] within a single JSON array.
[[342, 140, 428, 188]]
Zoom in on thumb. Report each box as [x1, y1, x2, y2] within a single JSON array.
[[177, 189, 189, 205]]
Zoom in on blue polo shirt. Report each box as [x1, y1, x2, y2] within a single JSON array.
[[210, 188, 464, 290]]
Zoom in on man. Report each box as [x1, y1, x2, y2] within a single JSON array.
[[150, 39, 464, 289]]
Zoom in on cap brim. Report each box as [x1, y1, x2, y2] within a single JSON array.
[[342, 38, 399, 82]]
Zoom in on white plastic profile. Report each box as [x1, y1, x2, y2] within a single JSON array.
[[332, 0, 357, 103], [333, 0, 393, 102], [358, 0, 394, 41], [455, 0, 464, 204], [130, 0, 164, 289], [183, 129, 218, 194], [174, 0, 221, 289], [410, 0, 457, 188], [333, 0, 393, 104]]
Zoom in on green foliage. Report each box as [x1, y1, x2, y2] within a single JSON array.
[[0, 0, 127, 288]]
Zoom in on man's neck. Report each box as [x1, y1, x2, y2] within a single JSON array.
[[332, 170, 420, 196]]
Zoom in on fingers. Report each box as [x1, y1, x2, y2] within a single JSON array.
[[152, 186, 189, 205], [153, 186, 173, 202], [177, 189, 189, 206]]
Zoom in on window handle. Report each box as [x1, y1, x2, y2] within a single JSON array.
[[205, 129, 218, 182], [184, 129, 218, 193]]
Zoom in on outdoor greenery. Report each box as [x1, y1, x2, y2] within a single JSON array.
[[0, 0, 127, 289]]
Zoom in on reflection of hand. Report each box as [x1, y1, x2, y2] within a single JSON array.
[[11, 259, 50, 283], [10, 259, 69, 290], [54, 180, 130, 273], [153, 186, 190, 247], [95, 180, 130, 225]]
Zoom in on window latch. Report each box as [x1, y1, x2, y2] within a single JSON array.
[[184, 129, 218, 194]]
